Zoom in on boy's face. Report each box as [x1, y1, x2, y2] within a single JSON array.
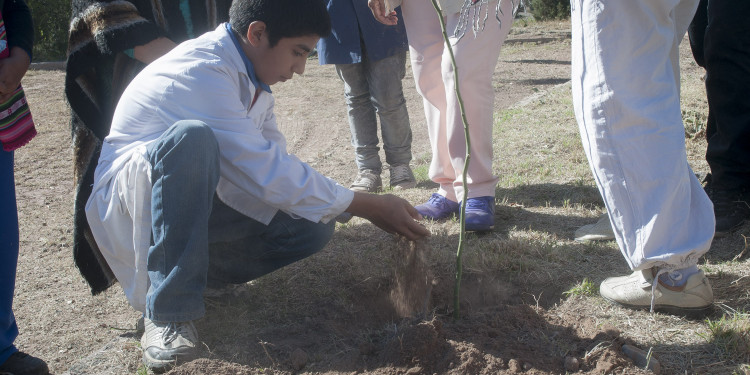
[[243, 22, 318, 86]]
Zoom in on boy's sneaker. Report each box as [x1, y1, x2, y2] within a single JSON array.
[[462, 196, 495, 232], [706, 185, 750, 236], [141, 317, 200, 373], [389, 164, 417, 190], [599, 268, 713, 318], [574, 213, 615, 242], [415, 193, 459, 220], [0, 351, 49, 375], [350, 169, 382, 192]]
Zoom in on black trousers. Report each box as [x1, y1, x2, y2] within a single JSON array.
[[688, 0, 750, 190]]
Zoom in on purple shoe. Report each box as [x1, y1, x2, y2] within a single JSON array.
[[415, 193, 459, 220], [462, 196, 495, 231]]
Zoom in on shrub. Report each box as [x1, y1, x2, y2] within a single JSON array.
[[529, 0, 570, 21], [27, 0, 70, 61]]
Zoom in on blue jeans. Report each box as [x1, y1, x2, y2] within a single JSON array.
[[335, 51, 412, 172], [0, 150, 19, 364], [144, 121, 335, 322]]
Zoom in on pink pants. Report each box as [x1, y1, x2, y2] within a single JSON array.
[[401, 0, 513, 202]]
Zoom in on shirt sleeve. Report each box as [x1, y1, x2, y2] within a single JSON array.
[[3, 0, 34, 60]]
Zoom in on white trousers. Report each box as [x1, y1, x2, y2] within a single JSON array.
[[571, 0, 714, 270], [401, 0, 513, 202]]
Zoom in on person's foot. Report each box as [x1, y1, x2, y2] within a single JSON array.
[[462, 196, 495, 231], [599, 268, 713, 318], [574, 213, 615, 242], [389, 164, 416, 190], [141, 317, 200, 373], [350, 169, 382, 192], [0, 351, 49, 375], [415, 193, 459, 220], [705, 185, 750, 236]]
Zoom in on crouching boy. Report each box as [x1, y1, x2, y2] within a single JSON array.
[[85, 0, 430, 371]]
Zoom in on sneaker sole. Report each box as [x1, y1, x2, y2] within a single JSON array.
[[465, 224, 494, 232], [602, 295, 713, 319], [142, 348, 199, 373]]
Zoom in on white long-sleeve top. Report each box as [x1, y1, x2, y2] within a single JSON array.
[[85, 24, 354, 311]]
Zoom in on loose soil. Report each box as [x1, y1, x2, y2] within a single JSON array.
[[10, 19, 750, 375]]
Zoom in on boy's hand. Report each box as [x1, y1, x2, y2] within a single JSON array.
[[368, 0, 399, 25], [346, 192, 430, 240], [0, 47, 30, 102]]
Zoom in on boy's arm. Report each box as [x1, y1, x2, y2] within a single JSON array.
[[346, 192, 430, 240]]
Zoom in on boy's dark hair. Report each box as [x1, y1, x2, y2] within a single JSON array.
[[229, 0, 331, 47]]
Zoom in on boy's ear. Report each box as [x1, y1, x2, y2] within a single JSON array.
[[246, 21, 267, 47]]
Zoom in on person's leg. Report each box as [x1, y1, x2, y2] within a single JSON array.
[[140, 120, 220, 371], [365, 52, 413, 165], [401, 0, 457, 200], [0, 150, 48, 374], [442, 0, 512, 202], [703, 0, 750, 232], [206, 198, 335, 286], [365, 51, 416, 189], [687, 0, 708, 68], [336, 60, 384, 192], [0, 150, 19, 365], [571, 0, 713, 315], [145, 120, 220, 322]]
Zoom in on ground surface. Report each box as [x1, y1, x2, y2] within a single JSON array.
[[11, 19, 750, 375]]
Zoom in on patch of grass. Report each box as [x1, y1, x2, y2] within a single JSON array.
[[704, 311, 750, 362], [563, 278, 598, 297]]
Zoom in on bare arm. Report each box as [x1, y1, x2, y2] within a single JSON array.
[[0, 47, 30, 102], [368, 0, 399, 25], [347, 192, 430, 241], [133, 37, 177, 64]]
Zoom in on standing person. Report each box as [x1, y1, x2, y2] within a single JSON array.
[[688, 0, 750, 235], [317, 0, 415, 193], [0, 0, 49, 373], [66, 0, 233, 296], [84, 0, 430, 371], [571, 0, 714, 316], [369, 0, 515, 231]]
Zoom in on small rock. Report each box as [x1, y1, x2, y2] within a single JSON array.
[[508, 358, 522, 373], [405, 366, 423, 374], [290, 348, 308, 371], [622, 344, 661, 374], [523, 362, 533, 371], [564, 356, 580, 372]]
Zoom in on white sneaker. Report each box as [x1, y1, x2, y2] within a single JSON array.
[[350, 169, 382, 192], [599, 268, 713, 318], [141, 318, 200, 372], [389, 164, 416, 190], [574, 213, 615, 242]]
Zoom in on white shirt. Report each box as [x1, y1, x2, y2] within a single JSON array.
[[85, 24, 354, 312]]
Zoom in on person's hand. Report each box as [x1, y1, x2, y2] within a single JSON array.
[[368, 0, 399, 25], [346, 192, 430, 240], [0, 47, 30, 102]]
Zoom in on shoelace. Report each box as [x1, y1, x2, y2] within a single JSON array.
[[162, 322, 191, 345], [428, 194, 450, 208], [466, 199, 488, 209]]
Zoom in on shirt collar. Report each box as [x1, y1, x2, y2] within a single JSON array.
[[225, 23, 272, 93]]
